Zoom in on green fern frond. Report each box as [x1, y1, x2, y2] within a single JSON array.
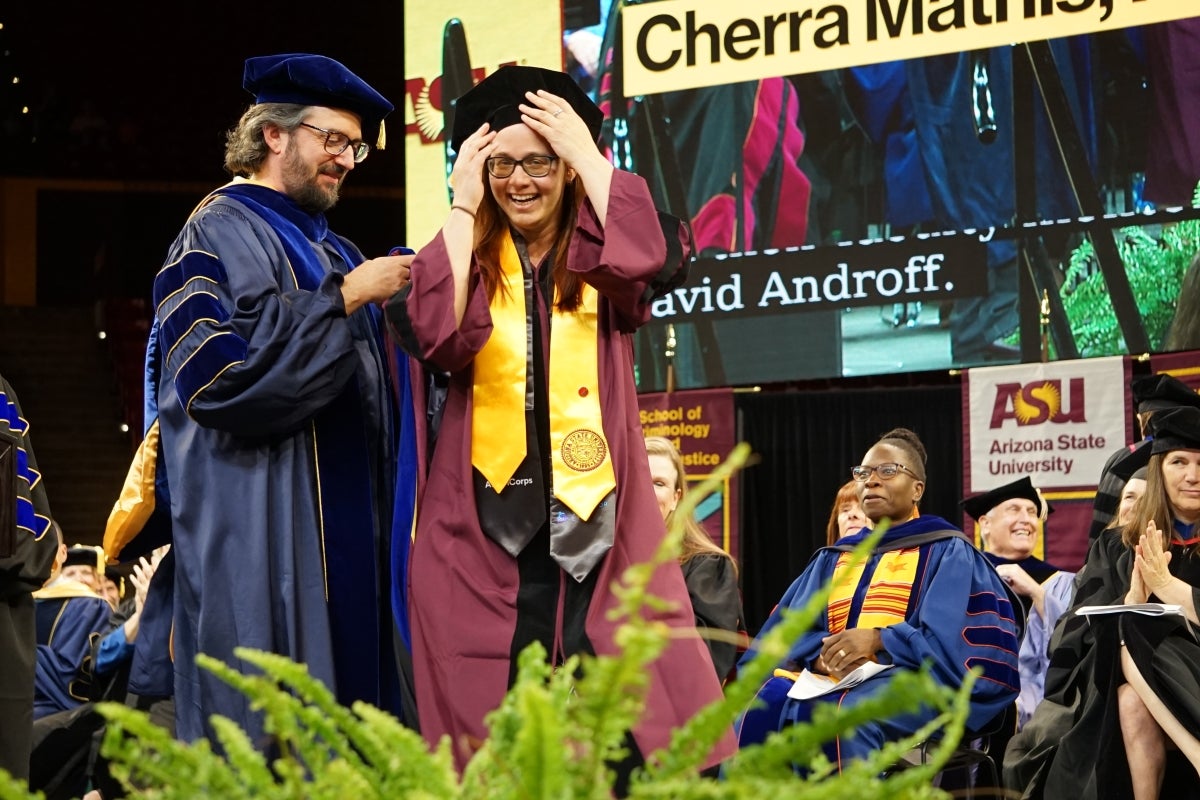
[[0, 769, 44, 800], [52, 441, 988, 800], [98, 702, 251, 799], [208, 714, 275, 788]]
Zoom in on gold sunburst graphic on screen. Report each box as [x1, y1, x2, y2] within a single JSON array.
[[1013, 381, 1061, 424], [414, 84, 443, 141]]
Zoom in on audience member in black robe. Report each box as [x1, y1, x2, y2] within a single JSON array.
[[644, 436, 744, 683], [1010, 407, 1200, 799], [1003, 447, 1148, 794], [1089, 373, 1200, 541]]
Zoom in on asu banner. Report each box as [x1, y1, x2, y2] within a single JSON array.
[[638, 388, 740, 559], [622, 0, 1196, 95], [962, 356, 1128, 569]]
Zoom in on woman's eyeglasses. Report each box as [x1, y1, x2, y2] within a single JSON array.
[[850, 462, 917, 482], [486, 155, 559, 178]]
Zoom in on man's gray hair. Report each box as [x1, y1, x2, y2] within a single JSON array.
[[223, 103, 309, 177]]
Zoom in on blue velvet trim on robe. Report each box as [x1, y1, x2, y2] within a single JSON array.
[[389, 341, 417, 651], [1, 390, 51, 540], [174, 333, 250, 411], [127, 546, 175, 697], [158, 290, 228, 360], [153, 249, 228, 307], [964, 590, 1021, 691], [153, 249, 246, 409]]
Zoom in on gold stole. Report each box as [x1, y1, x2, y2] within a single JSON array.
[[470, 230, 615, 520], [827, 548, 921, 633]]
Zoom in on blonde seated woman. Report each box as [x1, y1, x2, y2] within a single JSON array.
[[645, 436, 744, 682]]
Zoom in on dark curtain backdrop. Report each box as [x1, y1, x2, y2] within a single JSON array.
[[734, 385, 963, 634]]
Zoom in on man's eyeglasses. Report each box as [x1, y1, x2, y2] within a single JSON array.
[[486, 155, 559, 179], [297, 122, 370, 163], [850, 462, 918, 482]]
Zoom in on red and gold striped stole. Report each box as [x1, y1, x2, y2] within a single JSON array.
[[827, 547, 920, 633]]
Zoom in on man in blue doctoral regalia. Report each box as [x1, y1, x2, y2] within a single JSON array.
[[149, 53, 417, 745]]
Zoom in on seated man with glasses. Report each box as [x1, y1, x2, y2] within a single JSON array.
[[736, 427, 1020, 773]]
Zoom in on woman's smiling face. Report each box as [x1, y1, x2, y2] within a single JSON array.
[[487, 123, 569, 246]]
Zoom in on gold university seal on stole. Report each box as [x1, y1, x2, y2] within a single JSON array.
[[561, 429, 607, 472]]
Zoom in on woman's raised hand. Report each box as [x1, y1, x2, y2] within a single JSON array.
[[449, 123, 496, 216], [1135, 519, 1174, 597], [519, 90, 612, 178]]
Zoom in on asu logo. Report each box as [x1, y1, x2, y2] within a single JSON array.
[[989, 379, 1087, 428], [405, 76, 447, 144], [404, 63, 517, 145]]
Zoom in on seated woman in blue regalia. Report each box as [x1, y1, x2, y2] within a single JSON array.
[[735, 427, 1020, 770]]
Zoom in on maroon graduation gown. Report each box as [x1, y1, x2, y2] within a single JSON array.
[[392, 169, 735, 770]]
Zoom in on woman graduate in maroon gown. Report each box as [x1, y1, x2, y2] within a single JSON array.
[[385, 66, 734, 779]]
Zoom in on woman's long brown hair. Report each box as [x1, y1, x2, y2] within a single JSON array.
[[471, 167, 587, 311], [1121, 451, 1200, 555]]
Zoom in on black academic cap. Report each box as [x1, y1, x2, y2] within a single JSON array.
[[1109, 439, 1153, 482], [242, 54, 394, 148], [449, 65, 603, 152], [64, 544, 105, 574], [101, 562, 131, 597], [1131, 373, 1200, 414], [1149, 405, 1200, 454], [961, 476, 1046, 520]]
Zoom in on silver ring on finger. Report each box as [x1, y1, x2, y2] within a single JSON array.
[[553, 108, 564, 117]]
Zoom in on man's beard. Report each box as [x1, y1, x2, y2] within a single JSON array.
[[282, 140, 345, 213]]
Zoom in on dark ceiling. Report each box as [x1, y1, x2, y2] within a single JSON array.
[[1, 3, 406, 186]]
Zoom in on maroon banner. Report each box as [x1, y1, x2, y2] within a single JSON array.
[[637, 388, 739, 561], [1148, 350, 1200, 390]]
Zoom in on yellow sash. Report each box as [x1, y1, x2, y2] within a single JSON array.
[[827, 548, 920, 633], [471, 231, 616, 521], [470, 234, 528, 489]]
